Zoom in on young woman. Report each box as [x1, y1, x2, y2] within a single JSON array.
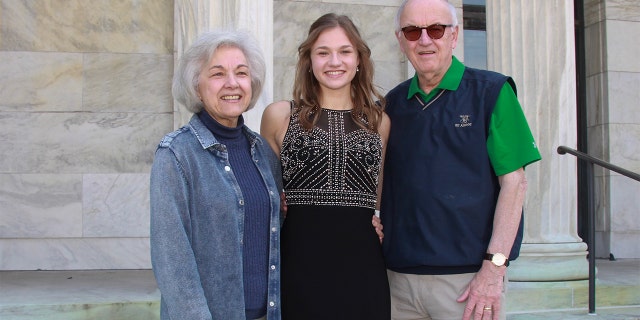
[[261, 13, 391, 320]]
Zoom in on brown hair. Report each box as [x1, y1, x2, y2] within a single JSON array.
[[292, 13, 385, 131]]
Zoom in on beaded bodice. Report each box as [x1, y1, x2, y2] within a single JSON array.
[[280, 107, 382, 209]]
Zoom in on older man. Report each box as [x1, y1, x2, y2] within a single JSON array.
[[380, 1, 541, 320]]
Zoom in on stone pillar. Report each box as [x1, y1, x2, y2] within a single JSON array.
[[486, 0, 588, 281], [173, 0, 273, 131]]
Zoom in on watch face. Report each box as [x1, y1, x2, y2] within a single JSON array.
[[492, 253, 507, 266]]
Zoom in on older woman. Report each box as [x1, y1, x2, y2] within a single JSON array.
[[150, 30, 282, 320]]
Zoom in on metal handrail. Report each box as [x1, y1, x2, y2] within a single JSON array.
[[557, 145, 640, 314], [558, 146, 640, 182]]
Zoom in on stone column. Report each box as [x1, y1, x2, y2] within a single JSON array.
[[486, 0, 588, 281], [173, 0, 273, 131]]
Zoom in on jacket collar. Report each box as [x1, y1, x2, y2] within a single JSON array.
[[188, 114, 261, 150]]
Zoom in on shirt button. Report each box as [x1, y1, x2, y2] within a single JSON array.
[[271, 227, 277, 232], [271, 265, 276, 270], [224, 166, 231, 172], [239, 200, 244, 205], [269, 301, 275, 307]]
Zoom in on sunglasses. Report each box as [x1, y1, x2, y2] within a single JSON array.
[[401, 24, 453, 41]]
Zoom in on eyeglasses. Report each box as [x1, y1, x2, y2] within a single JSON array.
[[401, 24, 453, 41]]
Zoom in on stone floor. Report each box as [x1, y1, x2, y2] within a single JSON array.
[[0, 259, 638, 319], [506, 258, 640, 318], [0, 269, 159, 320], [509, 306, 640, 320]]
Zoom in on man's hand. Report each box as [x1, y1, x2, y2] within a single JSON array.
[[457, 262, 505, 320], [372, 215, 384, 243]]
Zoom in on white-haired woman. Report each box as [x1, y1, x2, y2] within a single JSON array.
[[150, 29, 282, 320]]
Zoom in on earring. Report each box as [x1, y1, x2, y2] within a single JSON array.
[[356, 66, 360, 72]]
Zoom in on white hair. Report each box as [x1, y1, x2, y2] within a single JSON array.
[[172, 29, 266, 113]]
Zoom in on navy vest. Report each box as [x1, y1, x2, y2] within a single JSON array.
[[381, 67, 523, 274]]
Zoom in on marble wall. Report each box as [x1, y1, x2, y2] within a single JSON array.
[[0, 0, 412, 270], [584, 0, 640, 258], [0, 0, 174, 270], [1, 0, 638, 271]]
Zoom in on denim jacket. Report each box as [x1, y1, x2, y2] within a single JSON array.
[[150, 115, 282, 320]]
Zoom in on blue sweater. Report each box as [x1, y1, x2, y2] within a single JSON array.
[[198, 112, 270, 319]]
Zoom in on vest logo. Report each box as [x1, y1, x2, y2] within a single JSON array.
[[455, 115, 472, 128]]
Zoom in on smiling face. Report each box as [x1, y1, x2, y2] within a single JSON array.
[[310, 27, 359, 96], [197, 45, 252, 127], [397, 0, 458, 91]]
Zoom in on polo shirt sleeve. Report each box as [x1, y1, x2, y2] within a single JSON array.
[[487, 83, 542, 176]]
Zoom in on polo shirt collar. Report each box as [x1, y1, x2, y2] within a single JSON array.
[[406, 56, 465, 100]]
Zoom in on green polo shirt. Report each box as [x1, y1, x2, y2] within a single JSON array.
[[407, 56, 541, 175]]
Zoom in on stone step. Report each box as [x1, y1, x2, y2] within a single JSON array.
[[507, 258, 640, 319], [0, 260, 638, 320], [508, 279, 640, 313], [508, 306, 640, 320], [0, 270, 159, 320]]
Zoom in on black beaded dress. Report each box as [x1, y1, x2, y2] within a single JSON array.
[[280, 105, 390, 320]]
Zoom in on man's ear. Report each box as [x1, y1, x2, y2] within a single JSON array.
[[395, 31, 406, 54], [450, 25, 460, 50]]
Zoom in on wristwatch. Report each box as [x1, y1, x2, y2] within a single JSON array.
[[485, 252, 509, 267]]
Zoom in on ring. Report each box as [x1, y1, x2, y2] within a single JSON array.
[[483, 307, 493, 311]]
